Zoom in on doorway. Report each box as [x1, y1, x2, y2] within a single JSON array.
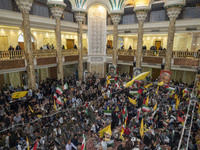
[[66, 39, 74, 49], [18, 33, 36, 50], [107, 40, 113, 49], [152, 68, 161, 81], [155, 41, 161, 50]]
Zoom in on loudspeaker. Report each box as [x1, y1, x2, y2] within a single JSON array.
[[161, 64, 165, 70]]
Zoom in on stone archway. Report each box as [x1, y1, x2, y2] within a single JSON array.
[[18, 33, 37, 50]]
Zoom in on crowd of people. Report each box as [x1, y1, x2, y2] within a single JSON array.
[[0, 72, 199, 150]]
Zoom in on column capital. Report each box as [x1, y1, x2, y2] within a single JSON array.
[[50, 7, 65, 18], [111, 14, 121, 25], [47, 0, 66, 18], [135, 11, 148, 23], [166, 7, 182, 21], [75, 12, 85, 22], [15, 0, 33, 13]]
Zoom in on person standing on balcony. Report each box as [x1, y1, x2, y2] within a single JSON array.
[[197, 49, 200, 58], [142, 45, 146, 50], [15, 45, 21, 50], [16, 44, 21, 59], [8, 45, 14, 59], [74, 44, 77, 49], [52, 44, 54, 49]]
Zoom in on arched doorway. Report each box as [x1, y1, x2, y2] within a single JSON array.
[[18, 33, 37, 50]]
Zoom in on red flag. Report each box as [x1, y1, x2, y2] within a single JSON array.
[[33, 140, 38, 150], [143, 98, 146, 104], [177, 111, 185, 122]]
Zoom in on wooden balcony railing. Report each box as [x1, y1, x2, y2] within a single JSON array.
[[0, 50, 25, 60], [107, 49, 200, 58], [0, 49, 199, 61]]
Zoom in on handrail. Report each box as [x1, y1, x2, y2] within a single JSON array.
[[0, 50, 25, 60], [0, 49, 199, 60]]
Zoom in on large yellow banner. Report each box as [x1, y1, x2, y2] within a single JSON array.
[[99, 124, 112, 138], [12, 91, 28, 99]]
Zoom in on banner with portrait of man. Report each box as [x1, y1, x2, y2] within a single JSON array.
[[160, 70, 171, 86], [108, 65, 116, 77]]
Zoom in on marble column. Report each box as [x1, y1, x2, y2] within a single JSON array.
[[15, 0, 36, 90], [49, 7, 65, 84], [165, 7, 182, 71], [111, 14, 121, 67], [135, 11, 148, 68], [191, 33, 198, 52], [75, 12, 85, 82]]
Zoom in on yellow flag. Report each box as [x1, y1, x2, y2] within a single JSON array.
[[153, 101, 157, 111], [26, 137, 29, 150], [125, 72, 150, 88], [140, 118, 144, 137], [156, 85, 159, 94], [37, 115, 42, 118], [157, 81, 164, 86], [175, 94, 178, 100], [99, 124, 112, 138], [144, 83, 153, 89], [116, 106, 119, 111], [175, 98, 180, 110], [144, 124, 149, 132], [28, 105, 34, 113], [107, 75, 111, 79], [12, 91, 28, 99], [106, 80, 111, 85], [128, 97, 137, 105], [169, 106, 172, 111], [145, 96, 149, 106], [198, 103, 200, 114], [54, 100, 57, 111]]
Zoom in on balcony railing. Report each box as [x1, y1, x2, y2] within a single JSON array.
[[0, 50, 25, 60], [107, 49, 200, 58], [0, 49, 199, 61]]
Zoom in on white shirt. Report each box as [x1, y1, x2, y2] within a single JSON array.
[[28, 89, 32, 97], [65, 143, 77, 150], [101, 141, 107, 150]]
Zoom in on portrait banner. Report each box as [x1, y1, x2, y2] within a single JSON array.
[[160, 70, 171, 86]]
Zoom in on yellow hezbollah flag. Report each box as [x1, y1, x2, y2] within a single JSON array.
[[54, 100, 57, 111], [26, 136, 29, 150], [175, 98, 180, 110], [28, 105, 34, 113], [12, 91, 28, 99], [140, 118, 144, 138], [106, 80, 111, 85], [144, 83, 153, 89], [125, 72, 150, 88], [128, 97, 137, 105], [175, 94, 178, 100], [153, 101, 157, 111], [145, 96, 149, 106], [144, 124, 149, 133], [157, 81, 164, 86], [99, 124, 112, 138], [107, 75, 111, 80]]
